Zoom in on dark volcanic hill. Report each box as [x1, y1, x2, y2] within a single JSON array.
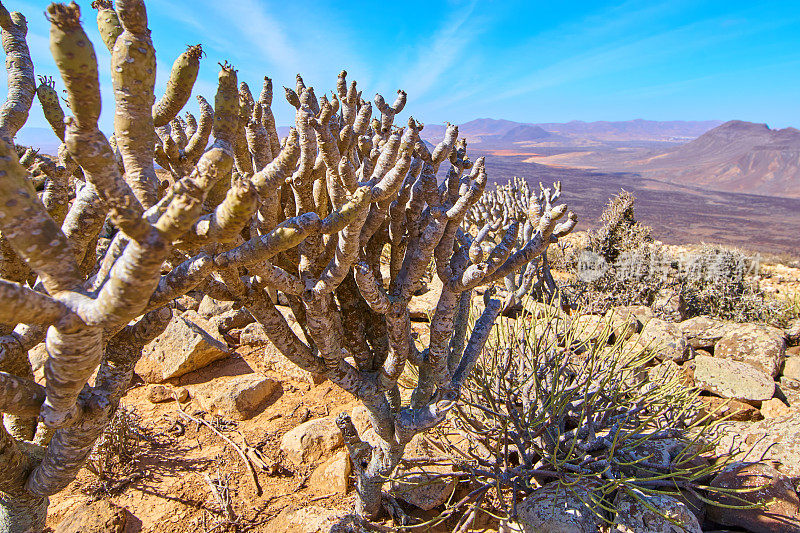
[[633, 120, 800, 197]]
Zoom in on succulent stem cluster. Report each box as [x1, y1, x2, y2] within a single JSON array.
[[464, 176, 576, 311], [0, 1, 576, 528]]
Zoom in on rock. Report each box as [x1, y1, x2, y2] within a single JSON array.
[[637, 317, 691, 362], [516, 481, 600, 533], [714, 323, 786, 378], [146, 384, 178, 403], [262, 342, 324, 385], [760, 398, 792, 418], [28, 342, 48, 372], [174, 292, 203, 312], [280, 417, 344, 465], [622, 438, 708, 480], [390, 463, 457, 511], [784, 356, 800, 381], [309, 450, 351, 495], [692, 355, 774, 403], [648, 360, 692, 387], [238, 307, 324, 385], [571, 314, 606, 345], [176, 387, 190, 402], [715, 415, 800, 477], [678, 316, 729, 350], [136, 311, 229, 382], [781, 377, 800, 404], [652, 288, 687, 321], [195, 375, 278, 420], [696, 396, 763, 422], [615, 305, 655, 323], [266, 506, 366, 533], [611, 490, 701, 533], [197, 295, 234, 318], [54, 500, 132, 533], [239, 322, 271, 346], [351, 404, 372, 437], [604, 307, 642, 341], [209, 307, 253, 334], [707, 462, 800, 533], [787, 319, 800, 345]]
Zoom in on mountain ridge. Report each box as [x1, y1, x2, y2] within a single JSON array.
[[419, 118, 723, 143], [633, 119, 800, 197]]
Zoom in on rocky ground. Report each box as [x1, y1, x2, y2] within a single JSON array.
[[45, 260, 800, 533]]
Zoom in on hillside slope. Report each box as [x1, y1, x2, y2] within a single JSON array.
[[635, 120, 800, 197]]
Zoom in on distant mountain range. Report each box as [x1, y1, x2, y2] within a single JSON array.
[[420, 118, 723, 144], [523, 120, 800, 198]]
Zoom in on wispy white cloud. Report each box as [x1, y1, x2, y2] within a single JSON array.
[[199, 0, 299, 79], [398, 1, 480, 101]]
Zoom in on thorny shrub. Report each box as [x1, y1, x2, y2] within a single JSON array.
[[424, 302, 756, 531]]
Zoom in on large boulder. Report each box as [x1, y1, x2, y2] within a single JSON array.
[[707, 462, 800, 533], [281, 417, 344, 465], [515, 481, 600, 533], [636, 317, 691, 362], [715, 415, 800, 477], [194, 374, 278, 420], [611, 490, 701, 533], [266, 506, 366, 533], [691, 355, 774, 403], [136, 310, 229, 382], [714, 323, 786, 378], [677, 316, 729, 350]]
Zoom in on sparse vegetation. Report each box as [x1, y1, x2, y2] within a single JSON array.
[[563, 192, 798, 326], [431, 303, 747, 530], [85, 407, 145, 482]]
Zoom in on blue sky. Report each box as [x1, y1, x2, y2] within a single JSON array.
[[9, 0, 800, 138]]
